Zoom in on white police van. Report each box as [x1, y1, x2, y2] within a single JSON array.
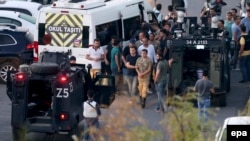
[[34, 0, 157, 64]]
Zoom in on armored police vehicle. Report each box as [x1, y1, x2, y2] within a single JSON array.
[[6, 51, 115, 140], [169, 23, 231, 107]]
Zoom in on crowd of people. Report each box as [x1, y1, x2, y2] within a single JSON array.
[[80, 0, 250, 138]]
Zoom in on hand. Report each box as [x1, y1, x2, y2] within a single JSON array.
[[135, 66, 138, 69], [154, 79, 158, 84], [138, 73, 143, 78], [169, 58, 174, 65], [105, 59, 109, 65], [95, 57, 101, 61], [126, 62, 130, 67], [118, 67, 121, 73]]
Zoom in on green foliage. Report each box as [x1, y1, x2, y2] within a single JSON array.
[[78, 93, 217, 141], [161, 93, 215, 141], [239, 98, 250, 116]]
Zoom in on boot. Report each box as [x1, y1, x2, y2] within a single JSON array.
[[142, 98, 146, 108]]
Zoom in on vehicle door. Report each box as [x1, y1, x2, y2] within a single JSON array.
[[45, 13, 83, 48], [92, 74, 115, 108], [120, 3, 141, 46]]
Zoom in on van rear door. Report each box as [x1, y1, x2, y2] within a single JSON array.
[[45, 13, 83, 47]]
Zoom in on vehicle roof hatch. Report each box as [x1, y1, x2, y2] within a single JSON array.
[[52, 0, 106, 10]]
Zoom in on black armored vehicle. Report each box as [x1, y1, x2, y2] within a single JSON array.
[[169, 20, 231, 107], [6, 51, 115, 140]]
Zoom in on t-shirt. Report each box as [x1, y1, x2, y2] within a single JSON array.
[[149, 40, 160, 51], [194, 79, 213, 100], [153, 8, 163, 23], [126, 54, 140, 76], [240, 17, 250, 32], [239, 34, 250, 56], [135, 57, 152, 79], [224, 20, 233, 39], [135, 40, 143, 48], [156, 60, 168, 82], [87, 47, 104, 69], [231, 23, 241, 41], [106, 44, 112, 62], [159, 38, 170, 60], [122, 46, 130, 68], [111, 47, 120, 69]]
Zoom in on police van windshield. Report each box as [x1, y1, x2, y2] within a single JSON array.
[[38, 23, 89, 47]]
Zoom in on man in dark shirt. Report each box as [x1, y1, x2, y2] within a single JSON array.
[[194, 70, 214, 126], [104, 36, 116, 74], [125, 46, 140, 102], [122, 38, 136, 85]]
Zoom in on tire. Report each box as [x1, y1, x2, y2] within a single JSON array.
[[30, 63, 59, 75], [0, 62, 18, 83]]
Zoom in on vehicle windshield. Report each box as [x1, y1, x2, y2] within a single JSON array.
[[221, 128, 227, 141], [18, 13, 36, 24]]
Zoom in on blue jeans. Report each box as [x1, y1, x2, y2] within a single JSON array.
[[155, 80, 167, 110], [126, 75, 138, 97], [197, 98, 210, 123], [239, 55, 250, 81], [122, 68, 128, 84], [83, 119, 99, 141], [111, 68, 120, 87]]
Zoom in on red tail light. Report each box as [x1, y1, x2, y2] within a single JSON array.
[[33, 41, 39, 62], [16, 73, 25, 81], [59, 113, 69, 120], [26, 43, 33, 49], [59, 75, 68, 82]]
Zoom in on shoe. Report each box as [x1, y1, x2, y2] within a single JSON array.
[[147, 90, 153, 94], [154, 108, 160, 112], [239, 80, 247, 83], [141, 103, 145, 108]]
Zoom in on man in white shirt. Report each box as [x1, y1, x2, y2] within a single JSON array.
[[86, 39, 104, 79], [137, 37, 157, 64]]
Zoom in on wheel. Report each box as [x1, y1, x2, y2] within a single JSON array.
[[30, 63, 59, 75], [0, 62, 18, 83]]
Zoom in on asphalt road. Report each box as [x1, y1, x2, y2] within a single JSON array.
[[0, 70, 249, 141]]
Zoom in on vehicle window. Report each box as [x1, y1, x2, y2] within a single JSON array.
[[18, 13, 36, 24], [82, 26, 89, 47], [123, 16, 140, 40], [0, 17, 22, 26], [0, 8, 32, 16], [96, 20, 122, 46], [221, 129, 227, 141], [0, 34, 16, 45]]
